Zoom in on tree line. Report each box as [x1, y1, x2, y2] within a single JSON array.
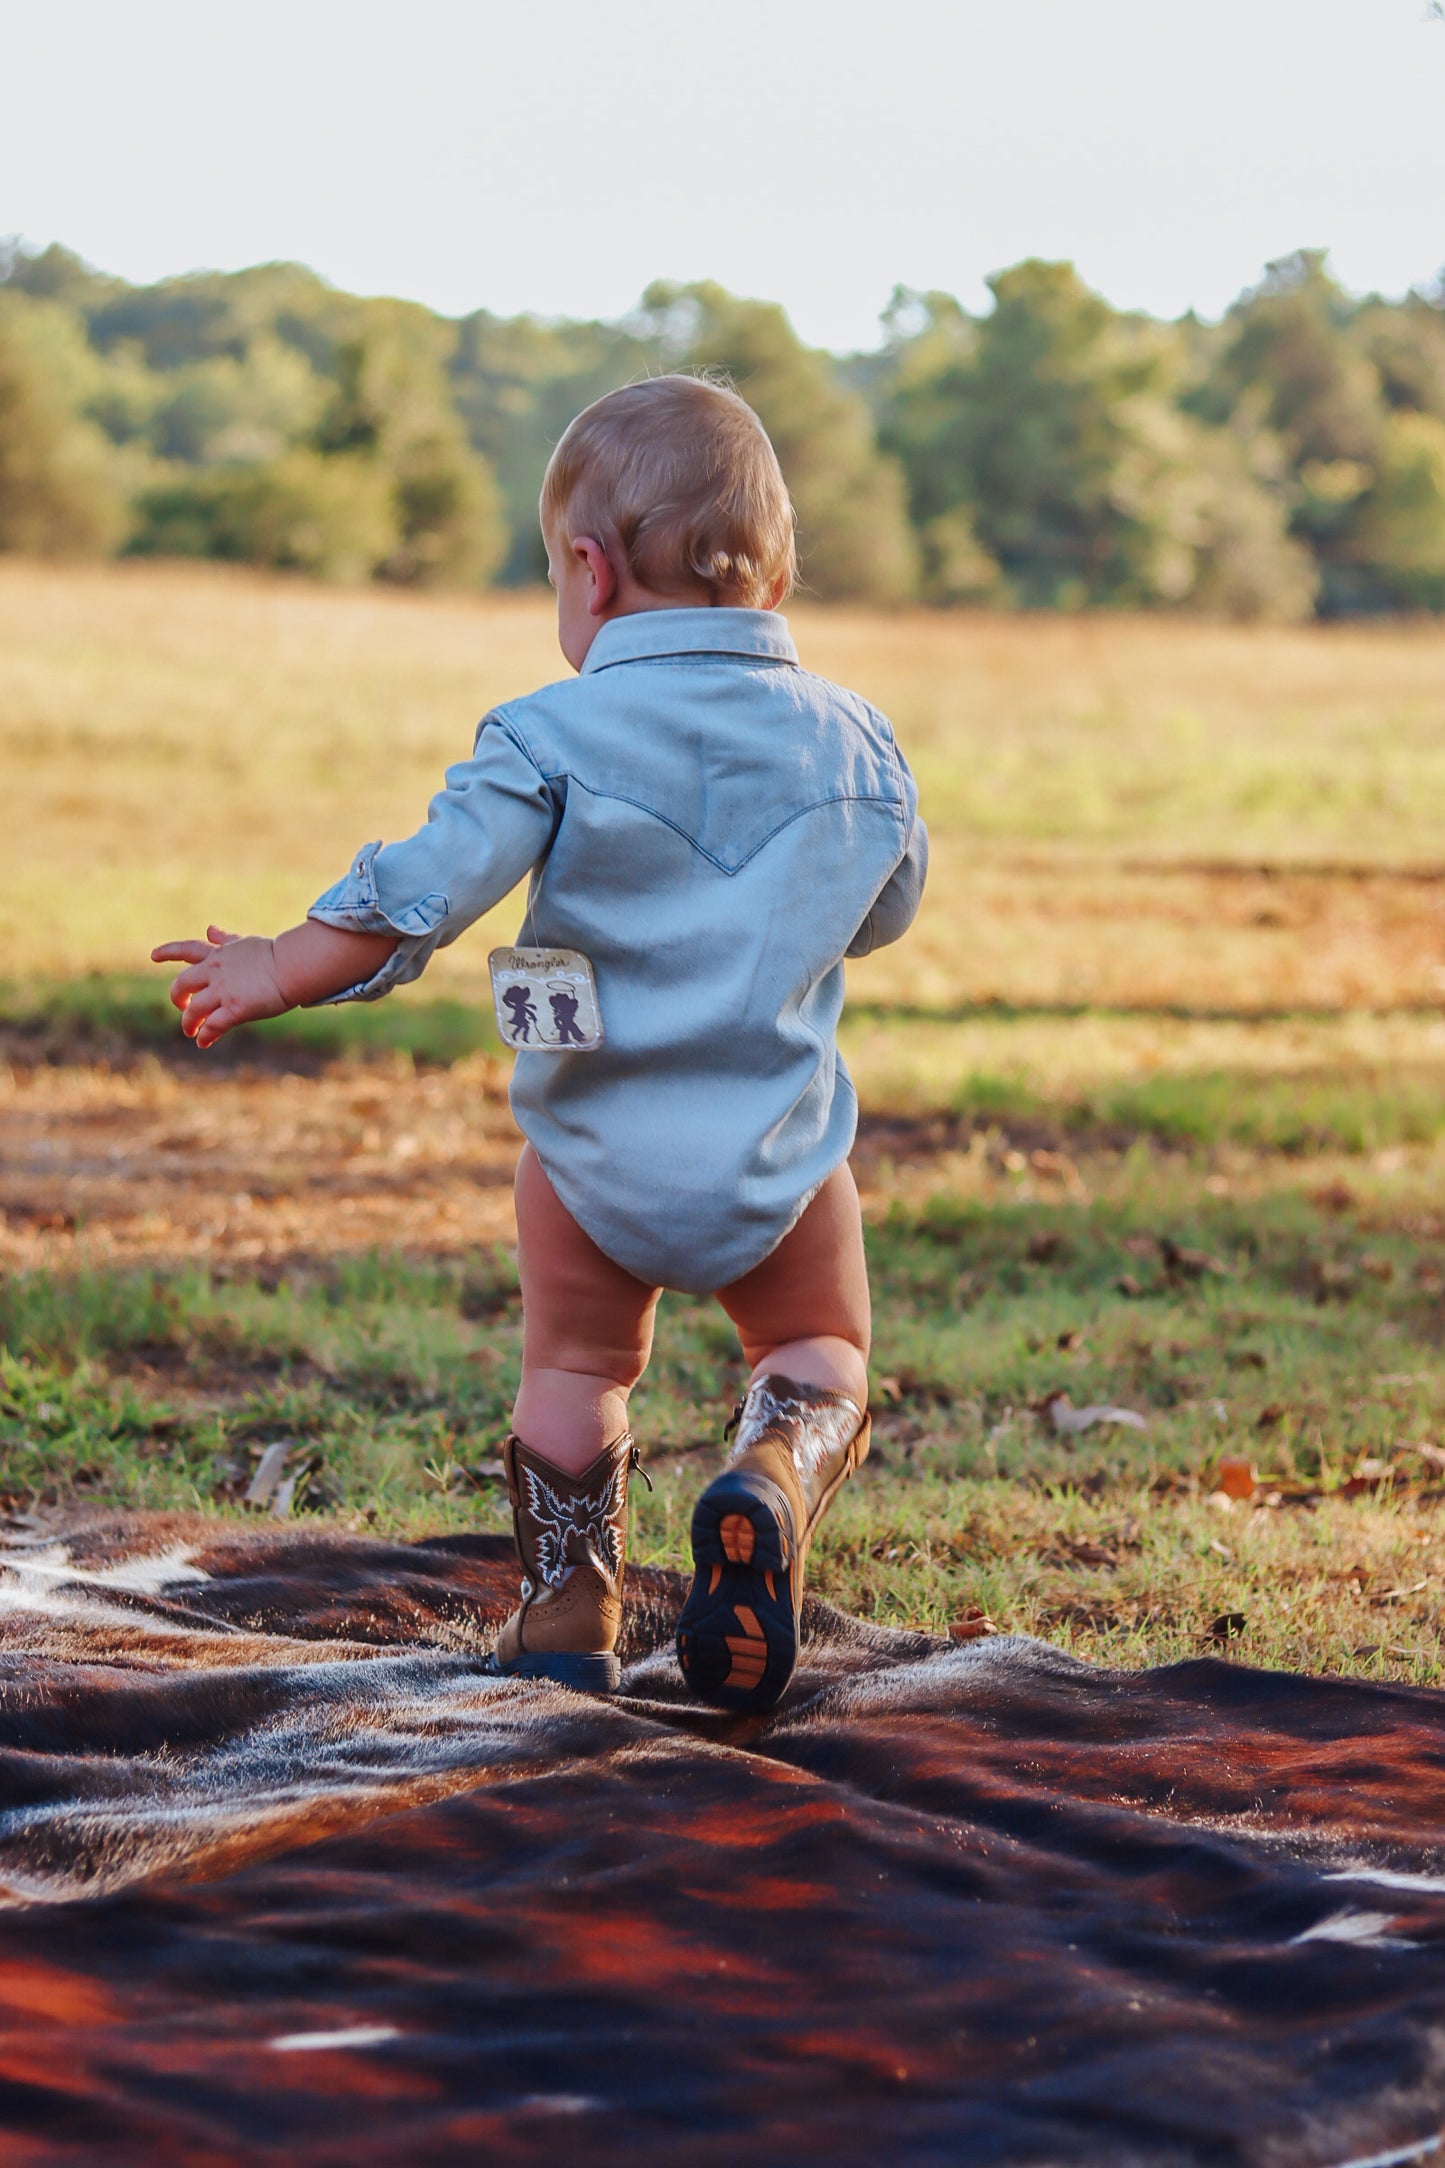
[[2, 240, 1443, 617]]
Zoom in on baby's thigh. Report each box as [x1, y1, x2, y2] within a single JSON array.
[[717, 1164, 871, 1353], [514, 1145, 660, 1375]]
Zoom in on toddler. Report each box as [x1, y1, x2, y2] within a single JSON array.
[[153, 375, 927, 1711]]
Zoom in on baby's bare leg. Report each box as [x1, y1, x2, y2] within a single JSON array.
[[512, 1145, 661, 1472], [716, 1164, 871, 1408]]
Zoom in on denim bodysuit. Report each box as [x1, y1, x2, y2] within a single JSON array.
[[309, 609, 927, 1292]]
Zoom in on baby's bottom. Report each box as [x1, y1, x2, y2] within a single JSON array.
[[511, 1145, 871, 1473]]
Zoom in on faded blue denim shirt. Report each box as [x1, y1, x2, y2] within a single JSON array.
[[309, 609, 927, 1291]]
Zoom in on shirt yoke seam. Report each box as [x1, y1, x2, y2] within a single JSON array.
[[538, 771, 903, 875]]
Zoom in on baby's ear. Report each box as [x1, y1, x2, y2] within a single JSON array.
[[572, 535, 619, 615]]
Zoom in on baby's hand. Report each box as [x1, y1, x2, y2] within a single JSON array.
[[150, 925, 290, 1049]]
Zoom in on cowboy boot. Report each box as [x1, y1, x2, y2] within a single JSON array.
[[676, 1375, 870, 1712], [487, 1431, 648, 1694]]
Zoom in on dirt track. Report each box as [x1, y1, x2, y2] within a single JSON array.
[[0, 1051, 938, 1279], [0, 1053, 524, 1276]]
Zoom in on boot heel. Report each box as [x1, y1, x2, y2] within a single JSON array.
[[677, 1378, 868, 1713], [677, 1473, 799, 1711], [689, 1472, 793, 1572]]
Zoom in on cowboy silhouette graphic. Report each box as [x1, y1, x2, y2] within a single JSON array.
[[548, 986, 588, 1046], [501, 984, 538, 1042]]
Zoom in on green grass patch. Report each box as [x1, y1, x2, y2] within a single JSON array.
[[0, 972, 502, 1067], [5, 1161, 1445, 1678]]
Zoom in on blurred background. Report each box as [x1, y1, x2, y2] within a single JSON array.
[[2, 0, 1444, 617], [3, 0, 1445, 1666]]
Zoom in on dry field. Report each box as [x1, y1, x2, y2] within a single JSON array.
[[4, 559, 1445, 1680]]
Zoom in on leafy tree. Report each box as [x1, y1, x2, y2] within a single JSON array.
[[1202, 253, 1384, 467], [315, 314, 504, 586], [450, 311, 658, 582], [1193, 253, 1394, 611], [3, 236, 1444, 616], [148, 337, 327, 465], [0, 295, 126, 556], [1353, 411, 1445, 609], [1359, 293, 1445, 427], [877, 261, 1310, 614], [131, 453, 396, 582]]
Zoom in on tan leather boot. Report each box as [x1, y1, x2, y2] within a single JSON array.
[[675, 1375, 870, 1711], [487, 1431, 647, 1694]]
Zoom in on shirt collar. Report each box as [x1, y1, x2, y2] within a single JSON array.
[[580, 608, 798, 673]]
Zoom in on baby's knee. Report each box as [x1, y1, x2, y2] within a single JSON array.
[[523, 1313, 654, 1391]]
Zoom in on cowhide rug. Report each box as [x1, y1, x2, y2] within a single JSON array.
[[0, 1516, 1444, 2166]]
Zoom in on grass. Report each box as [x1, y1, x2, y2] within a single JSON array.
[[4, 1123, 1445, 1681], [3, 560, 1445, 1009], [4, 559, 1445, 1684]]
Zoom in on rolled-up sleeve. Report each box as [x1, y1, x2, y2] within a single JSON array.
[[307, 715, 556, 1003], [846, 814, 929, 959]]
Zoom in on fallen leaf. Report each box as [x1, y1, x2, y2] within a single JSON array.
[[1216, 1456, 1256, 1501], [1044, 1393, 1148, 1435], [1336, 1465, 1402, 1498], [948, 1606, 999, 1642], [1257, 1403, 1287, 1429], [1206, 1611, 1248, 1642], [1160, 1237, 1231, 1280], [1329, 1561, 1372, 1590], [244, 1440, 294, 1509], [1060, 1539, 1119, 1569]]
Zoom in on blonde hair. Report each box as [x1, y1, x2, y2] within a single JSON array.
[[540, 374, 796, 608]]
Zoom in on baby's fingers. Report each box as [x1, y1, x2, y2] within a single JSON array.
[[178, 984, 225, 1038], [193, 1004, 237, 1049], [151, 940, 213, 966], [166, 961, 216, 1012]]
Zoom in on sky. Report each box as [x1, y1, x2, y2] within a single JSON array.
[[3, 0, 1443, 353]]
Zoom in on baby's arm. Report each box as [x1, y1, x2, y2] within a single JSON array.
[[846, 816, 929, 959], [154, 712, 556, 1046], [151, 922, 398, 1050]]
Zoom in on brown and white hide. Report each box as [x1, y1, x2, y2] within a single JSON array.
[[0, 1513, 1443, 2165]]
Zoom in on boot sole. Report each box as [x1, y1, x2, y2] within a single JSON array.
[[676, 1471, 800, 1712], [485, 1650, 621, 1694]]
